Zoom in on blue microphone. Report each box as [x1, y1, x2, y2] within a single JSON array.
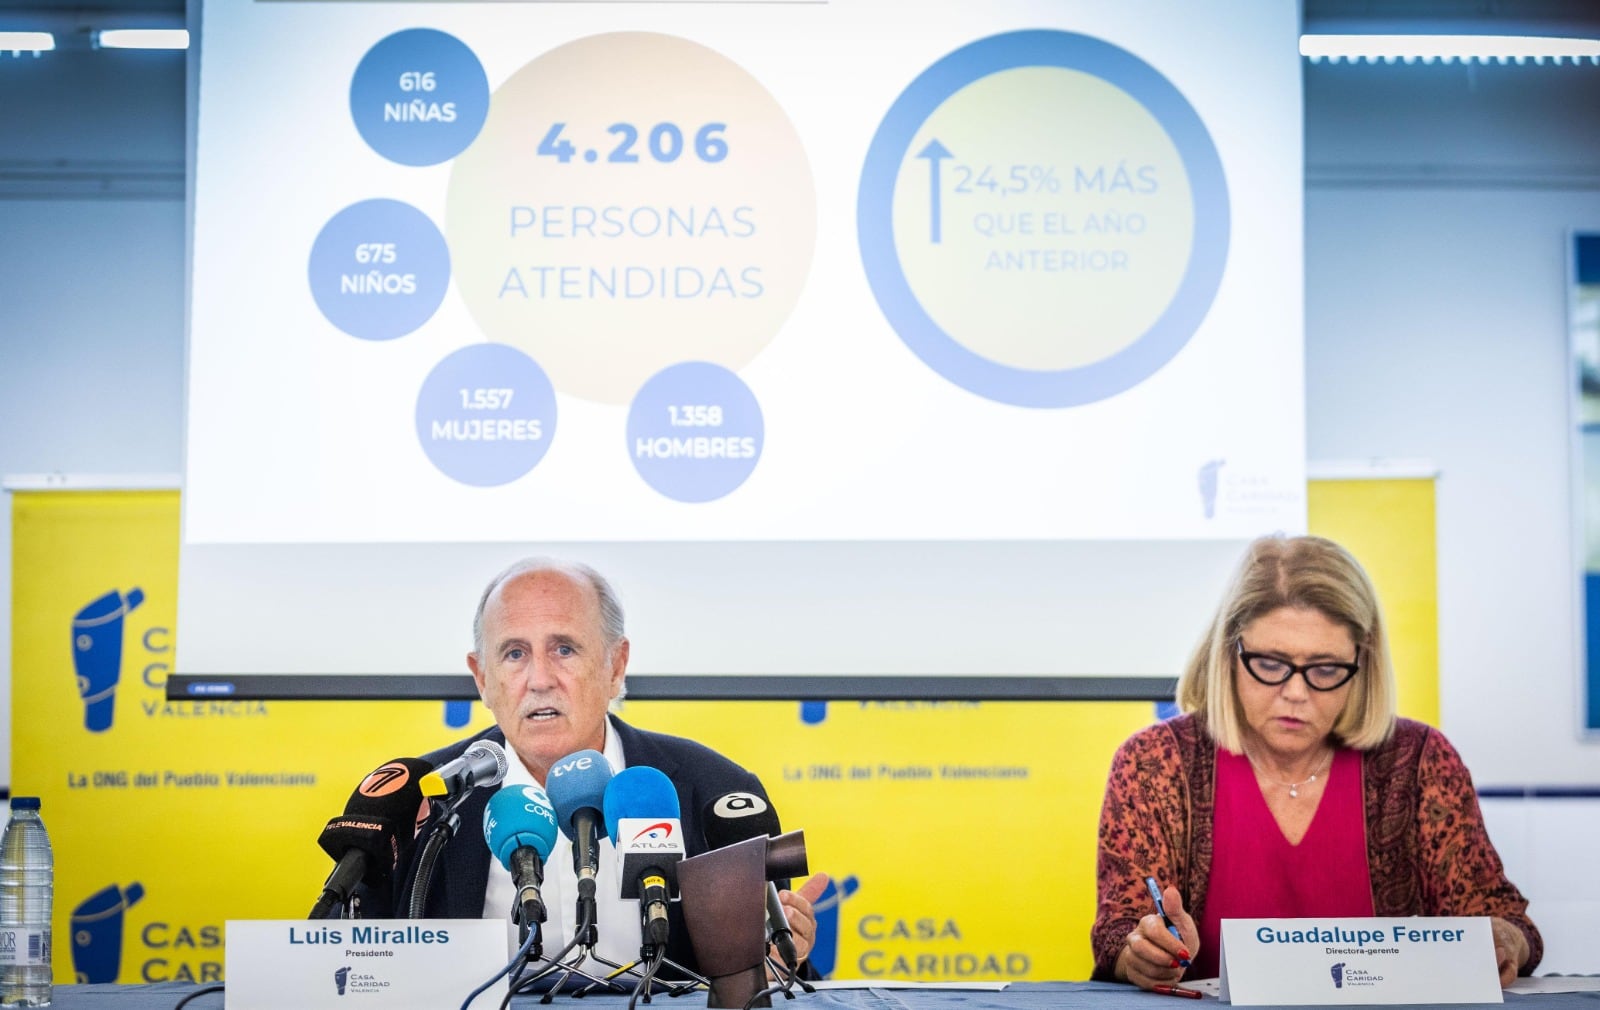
[[545, 750, 613, 914], [483, 784, 559, 927], [603, 767, 684, 949], [603, 766, 679, 843]]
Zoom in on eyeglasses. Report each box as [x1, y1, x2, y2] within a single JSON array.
[[1236, 640, 1361, 691]]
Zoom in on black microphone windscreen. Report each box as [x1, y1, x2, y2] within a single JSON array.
[[701, 790, 781, 850], [317, 757, 434, 886]]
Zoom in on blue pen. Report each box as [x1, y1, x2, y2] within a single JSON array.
[[1144, 876, 1191, 968]]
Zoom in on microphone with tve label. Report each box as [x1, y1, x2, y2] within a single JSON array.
[[483, 783, 559, 931], [311, 756, 432, 919], [702, 791, 799, 973], [546, 749, 613, 940], [419, 739, 509, 798], [603, 766, 685, 950]]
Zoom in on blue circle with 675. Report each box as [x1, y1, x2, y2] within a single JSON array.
[[308, 198, 451, 341]]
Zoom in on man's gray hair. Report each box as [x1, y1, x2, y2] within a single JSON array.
[[471, 557, 627, 660]]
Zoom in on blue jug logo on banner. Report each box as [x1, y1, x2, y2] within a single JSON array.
[[1331, 962, 1346, 989], [807, 873, 860, 979], [70, 883, 145, 983], [72, 588, 145, 731], [335, 965, 352, 995], [69, 585, 271, 725]]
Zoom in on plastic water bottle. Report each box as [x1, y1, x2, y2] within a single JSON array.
[[0, 798, 53, 1007]]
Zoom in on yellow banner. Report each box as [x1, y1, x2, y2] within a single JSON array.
[[11, 482, 1435, 983], [10, 490, 496, 984]]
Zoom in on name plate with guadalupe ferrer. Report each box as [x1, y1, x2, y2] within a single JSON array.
[[1218, 917, 1501, 1005]]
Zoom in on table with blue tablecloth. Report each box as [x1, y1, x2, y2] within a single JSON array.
[[43, 980, 1600, 1010]]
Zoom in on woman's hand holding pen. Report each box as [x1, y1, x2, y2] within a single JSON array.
[[1115, 884, 1199, 991]]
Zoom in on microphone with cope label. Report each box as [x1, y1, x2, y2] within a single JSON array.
[[419, 738, 509, 798], [310, 756, 432, 919], [545, 749, 613, 940], [702, 791, 799, 973], [603, 767, 685, 951], [483, 783, 560, 931]]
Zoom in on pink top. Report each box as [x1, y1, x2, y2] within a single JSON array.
[[1193, 746, 1373, 979]]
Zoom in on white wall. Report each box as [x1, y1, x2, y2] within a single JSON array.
[[1304, 59, 1600, 783]]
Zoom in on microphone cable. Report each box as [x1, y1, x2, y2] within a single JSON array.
[[500, 900, 598, 1008], [627, 946, 665, 1010], [459, 916, 539, 1010], [172, 983, 225, 1009]]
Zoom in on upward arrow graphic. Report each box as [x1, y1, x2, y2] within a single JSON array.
[[916, 139, 953, 244]]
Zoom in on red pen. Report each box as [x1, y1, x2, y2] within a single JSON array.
[[1152, 984, 1203, 1000]]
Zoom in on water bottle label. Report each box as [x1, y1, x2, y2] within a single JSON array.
[[0, 928, 49, 966]]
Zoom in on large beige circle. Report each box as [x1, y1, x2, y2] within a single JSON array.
[[447, 33, 816, 404]]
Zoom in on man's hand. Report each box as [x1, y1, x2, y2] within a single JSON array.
[[777, 873, 831, 965]]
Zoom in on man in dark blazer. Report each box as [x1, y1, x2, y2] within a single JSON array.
[[362, 558, 825, 978]]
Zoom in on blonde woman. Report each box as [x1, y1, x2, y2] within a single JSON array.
[[1091, 535, 1539, 987]]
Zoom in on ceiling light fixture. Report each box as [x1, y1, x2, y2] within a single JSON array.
[[1301, 33, 1600, 65], [0, 30, 53, 54], [95, 28, 189, 50]]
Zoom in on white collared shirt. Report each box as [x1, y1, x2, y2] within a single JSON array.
[[482, 725, 649, 966]]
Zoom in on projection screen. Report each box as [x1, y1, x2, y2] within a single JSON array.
[[176, 0, 1304, 700]]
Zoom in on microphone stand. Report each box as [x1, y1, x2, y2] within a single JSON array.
[[577, 938, 709, 999], [406, 789, 475, 919], [522, 901, 631, 1004]]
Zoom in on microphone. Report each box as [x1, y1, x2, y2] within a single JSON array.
[[603, 767, 684, 949], [545, 749, 613, 937], [483, 784, 559, 929], [419, 739, 508, 798], [702, 791, 798, 972], [311, 756, 432, 918]]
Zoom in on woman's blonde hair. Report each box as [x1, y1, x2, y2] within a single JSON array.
[[1176, 534, 1397, 752]]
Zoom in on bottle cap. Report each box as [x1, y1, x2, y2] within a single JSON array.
[[9, 797, 40, 811]]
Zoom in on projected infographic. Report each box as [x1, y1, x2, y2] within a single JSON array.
[[311, 29, 809, 499], [187, 2, 1304, 542]]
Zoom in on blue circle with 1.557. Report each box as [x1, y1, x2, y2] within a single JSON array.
[[308, 198, 451, 341], [857, 30, 1230, 408], [351, 28, 489, 166], [627, 362, 764, 503], [415, 343, 557, 487]]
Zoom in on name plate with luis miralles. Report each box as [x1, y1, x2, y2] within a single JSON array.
[[1218, 917, 1501, 1005], [226, 919, 508, 1010]]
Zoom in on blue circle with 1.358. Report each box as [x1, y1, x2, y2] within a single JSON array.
[[626, 362, 764, 503]]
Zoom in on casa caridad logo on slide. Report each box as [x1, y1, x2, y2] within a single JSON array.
[[335, 965, 352, 995], [71, 587, 145, 731], [1330, 961, 1345, 988], [70, 882, 145, 982]]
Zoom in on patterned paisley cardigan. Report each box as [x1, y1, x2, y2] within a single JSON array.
[[1091, 713, 1541, 980]]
